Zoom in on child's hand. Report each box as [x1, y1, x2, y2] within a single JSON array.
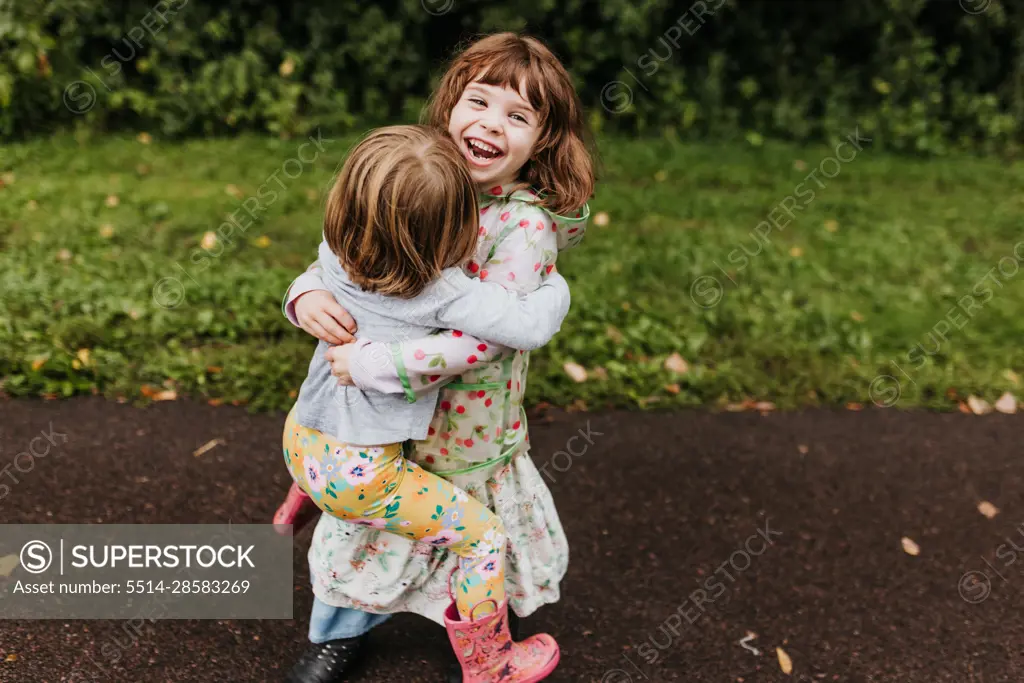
[[325, 344, 355, 385], [295, 290, 357, 344]]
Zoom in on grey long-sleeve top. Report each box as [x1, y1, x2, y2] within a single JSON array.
[[294, 237, 570, 445]]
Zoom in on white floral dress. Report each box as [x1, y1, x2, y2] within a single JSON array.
[[283, 184, 590, 624]]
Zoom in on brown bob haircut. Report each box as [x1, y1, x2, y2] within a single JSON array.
[[424, 32, 596, 216], [323, 125, 479, 299]]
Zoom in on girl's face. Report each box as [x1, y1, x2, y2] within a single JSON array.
[[447, 80, 542, 190]]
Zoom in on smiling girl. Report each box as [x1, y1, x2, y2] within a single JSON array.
[[277, 34, 596, 683]]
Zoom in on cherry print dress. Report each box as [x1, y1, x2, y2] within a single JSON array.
[[282, 185, 590, 623]]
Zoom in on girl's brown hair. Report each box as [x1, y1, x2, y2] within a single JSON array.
[[424, 32, 596, 216], [323, 125, 479, 299]]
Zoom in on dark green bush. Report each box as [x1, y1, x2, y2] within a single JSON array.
[[2, 0, 1022, 153]]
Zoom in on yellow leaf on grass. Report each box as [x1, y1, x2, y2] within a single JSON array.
[[225, 184, 244, 199], [152, 389, 177, 401], [1003, 369, 1020, 385], [606, 325, 624, 344], [57, 248, 72, 262], [664, 352, 689, 374], [105, 195, 120, 207], [850, 311, 864, 322], [978, 501, 999, 519], [137, 132, 152, 145], [789, 246, 803, 258], [901, 536, 920, 556], [563, 362, 588, 383], [254, 235, 272, 248], [794, 160, 808, 171], [824, 219, 839, 233], [654, 170, 667, 182], [665, 383, 681, 395], [776, 647, 793, 675], [754, 401, 776, 412], [593, 211, 610, 227], [30, 356, 47, 371], [99, 224, 115, 238], [994, 392, 1017, 414], [193, 438, 224, 458], [1, 172, 14, 186], [279, 58, 295, 77], [201, 231, 217, 250], [26, 200, 38, 211], [967, 395, 993, 415], [0, 554, 19, 577], [76, 349, 91, 366]]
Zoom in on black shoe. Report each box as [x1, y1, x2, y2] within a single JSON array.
[[286, 634, 367, 683], [444, 611, 521, 683]]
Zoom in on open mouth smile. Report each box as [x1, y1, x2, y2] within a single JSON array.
[[464, 137, 504, 165]]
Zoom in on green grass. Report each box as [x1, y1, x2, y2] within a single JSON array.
[[2, 132, 1024, 412]]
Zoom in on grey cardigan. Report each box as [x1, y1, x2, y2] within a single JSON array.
[[294, 237, 571, 445]]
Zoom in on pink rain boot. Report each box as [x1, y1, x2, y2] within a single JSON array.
[[273, 482, 319, 536], [443, 598, 560, 683]]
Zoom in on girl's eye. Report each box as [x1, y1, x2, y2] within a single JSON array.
[[510, 113, 528, 124], [469, 97, 486, 106]]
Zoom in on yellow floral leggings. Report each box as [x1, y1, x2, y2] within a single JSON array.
[[283, 406, 505, 617]]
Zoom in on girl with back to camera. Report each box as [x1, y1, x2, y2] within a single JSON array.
[[277, 33, 596, 683]]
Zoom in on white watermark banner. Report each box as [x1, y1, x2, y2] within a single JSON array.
[[0, 524, 292, 619]]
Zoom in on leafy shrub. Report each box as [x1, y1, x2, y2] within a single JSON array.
[[1, 0, 1022, 152]]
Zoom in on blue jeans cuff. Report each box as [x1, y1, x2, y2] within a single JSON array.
[[308, 597, 392, 643]]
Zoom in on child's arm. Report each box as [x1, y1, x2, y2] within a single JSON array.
[[346, 205, 563, 396], [282, 259, 357, 344]]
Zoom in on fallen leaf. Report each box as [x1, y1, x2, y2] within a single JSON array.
[[967, 395, 993, 415], [287, 390, 297, 399], [824, 219, 839, 232], [945, 387, 959, 400], [654, 170, 667, 182], [0, 554, 19, 577], [563, 362, 588, 383], [137, 132, 152, 145], [4, 653, 17, 663], [592, 367, 609, 381], [568, 398, 589, 412], [99, 224, 115, 238], [664, 352, 689, 374], [193, 438, 225, 458], [958, 401, 972, 414], [593, 211, 610, 227], [789, 246, 803, 258], [978, 501, 999, 519], [725, 402, 748, 412], [797, 444, 809, 454], [1003, 369, 1020, 385], [105, 195, 120, 207], [794, 160, 808, 171], [776, 646, 793, 675], [754, 401, 776, 412], [26, 200, 38, 211], [254, 235, 271, 248], [665, 383, 681, 395], [225, 184, 244, 199], [152, 389, 177, 401], [30, 356, 47, 371], [1, 172, 14, 186], [201, 231, 218, 250], [850, 311, 864, 322], [279, 58, 296, 77], [207, 398, 224, 406], [136, 164, 151, 176], [605, 325, 624, 344], [76, 349, 91, 366], [846, 402, 863, 411], [306, 189, 319, 201], [57, 248, 72, 262], [206, 366, 223, 374], [994, 392, 1017, 414], [901, 536, 920, 556]]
